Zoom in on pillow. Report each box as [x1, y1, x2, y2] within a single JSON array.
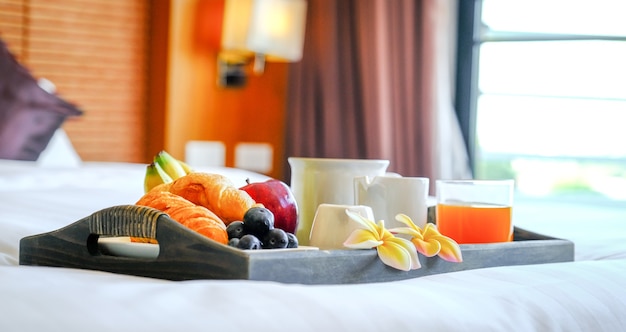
[[36, 128, 82, 167], [0, 39, 82, 161]]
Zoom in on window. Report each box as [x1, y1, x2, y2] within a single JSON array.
[[455, 0, 626, 224]]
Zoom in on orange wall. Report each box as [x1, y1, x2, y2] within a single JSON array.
[[164, 0, 289, 180]]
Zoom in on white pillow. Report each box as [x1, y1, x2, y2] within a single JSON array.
[[36, 128, 82, 167]]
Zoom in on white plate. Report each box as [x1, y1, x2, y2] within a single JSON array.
[[98, 237, 160, 259], [98, 237, 318, 259], [245, 246, 319, 254]]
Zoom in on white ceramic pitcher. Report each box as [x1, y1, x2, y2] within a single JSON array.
[[354, 175, 430, 230], [288, 157, 390, 245]]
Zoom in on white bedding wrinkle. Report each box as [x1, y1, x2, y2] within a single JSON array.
[[1, 261, 625, 332], [1, 160, 625, 332]]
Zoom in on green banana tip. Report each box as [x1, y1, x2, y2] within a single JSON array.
[[157, 150, 173, 158]]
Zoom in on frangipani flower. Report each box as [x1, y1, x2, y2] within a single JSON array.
[[343, 210, 420, 271], [390, 214, 463, 263]]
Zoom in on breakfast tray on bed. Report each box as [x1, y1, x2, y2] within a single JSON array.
[[19, 205, 574, 284]]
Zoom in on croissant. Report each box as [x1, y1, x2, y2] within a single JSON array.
[[165, 172, 257, 225], [135, 190, 228, 244]]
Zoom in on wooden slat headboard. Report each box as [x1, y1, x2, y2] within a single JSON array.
[[0, 0, 154, 163]]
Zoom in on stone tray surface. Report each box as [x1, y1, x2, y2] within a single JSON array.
[[19, 205, 574, 284]]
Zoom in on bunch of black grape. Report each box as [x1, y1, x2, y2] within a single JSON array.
[[227, 207, 298, 250]]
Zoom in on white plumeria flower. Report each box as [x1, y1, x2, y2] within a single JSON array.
[[343, 210, 420, 271]]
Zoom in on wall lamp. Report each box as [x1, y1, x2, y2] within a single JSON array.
[[218, 0, 307, 87]]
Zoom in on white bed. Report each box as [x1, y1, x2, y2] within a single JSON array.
[[1, 158, 626, 331]]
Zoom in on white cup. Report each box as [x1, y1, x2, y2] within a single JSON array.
[[308, 204, 375, 250], [354, 175, 430, 230], [288, 157, 389, 245]]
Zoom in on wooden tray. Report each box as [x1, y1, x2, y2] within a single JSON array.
[[19, 205, 574, 284]]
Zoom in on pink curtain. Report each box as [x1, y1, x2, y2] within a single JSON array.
[[284, 0, 471, 192]]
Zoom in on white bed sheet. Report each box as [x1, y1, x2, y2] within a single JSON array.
[[1, 160, 626, 331], [0, 259, 625, 331]]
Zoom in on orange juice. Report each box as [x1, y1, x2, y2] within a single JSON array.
[[436, 203, 512, 244]]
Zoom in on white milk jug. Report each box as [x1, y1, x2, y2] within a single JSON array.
[[288, 157, 389, 245], [354, 175, 430, 230]]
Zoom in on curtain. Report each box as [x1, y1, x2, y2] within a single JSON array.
[[284, 0, 471, 192]]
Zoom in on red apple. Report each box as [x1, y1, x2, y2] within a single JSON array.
[[240, 179, 299, 234]]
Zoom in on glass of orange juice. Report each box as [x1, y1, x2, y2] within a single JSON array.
[[436, 180, 514, 244]]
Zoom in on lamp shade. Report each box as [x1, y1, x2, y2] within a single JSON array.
[[221, 0, 307, 62]]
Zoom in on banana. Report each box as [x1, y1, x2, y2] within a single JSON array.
[[178, 160, 194, 174], [144, 150, 194, 193], [154, 150, 187, 180], [144, 162, 173, 193]]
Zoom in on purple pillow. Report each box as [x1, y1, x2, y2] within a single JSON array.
[[0, 39, 82, 161]]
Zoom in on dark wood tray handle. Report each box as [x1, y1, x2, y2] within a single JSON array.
[[87, 205, 165, 239], [19, 205, 249, 281]]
